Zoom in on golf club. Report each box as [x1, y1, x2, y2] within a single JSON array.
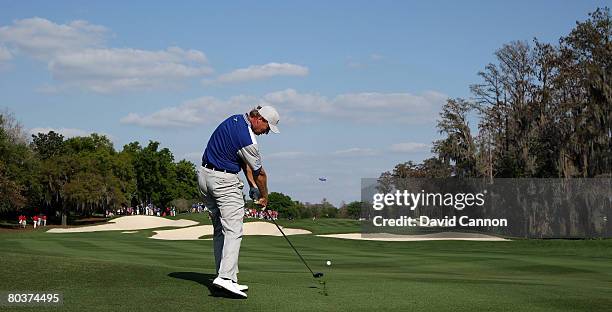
[[263, 208, 324, 279]]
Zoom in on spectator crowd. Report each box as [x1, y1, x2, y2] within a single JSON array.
[[245, 208, 278, 220], [106, 204, 177, 218], [16, 203, 278, 229], [18, 213, 46, 229]]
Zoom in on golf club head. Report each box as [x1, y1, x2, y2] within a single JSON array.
[[313, 272, 324, 278]]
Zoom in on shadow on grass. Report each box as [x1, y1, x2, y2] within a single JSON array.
[[168, 272, 246, 299]]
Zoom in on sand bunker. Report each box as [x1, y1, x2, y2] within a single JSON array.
[[151, 225, 213, 240], [151, 221, 311, 240], [242, 221, 311, 236], [317, 232, 508, 241], [47, 216, 198, 233], [122, 231, 139, 234]]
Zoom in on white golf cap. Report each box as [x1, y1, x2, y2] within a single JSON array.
[[258, 105, 280, 134]]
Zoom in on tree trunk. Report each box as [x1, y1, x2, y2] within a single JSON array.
[[61, 208, 67, 226]]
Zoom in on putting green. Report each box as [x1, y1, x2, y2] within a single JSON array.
[[0, 218, 611, 311]]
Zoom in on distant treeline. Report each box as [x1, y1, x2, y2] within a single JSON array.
[[379, 8, 610, 183], [245, 193, 362, 220], [0, 113, 362, 223], [0, 123, 201, 224]]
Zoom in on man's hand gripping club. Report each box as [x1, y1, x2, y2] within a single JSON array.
[[243, 163, 268, 209]]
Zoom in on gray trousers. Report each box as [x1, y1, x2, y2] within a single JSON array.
[[197, 166, 245, 282]]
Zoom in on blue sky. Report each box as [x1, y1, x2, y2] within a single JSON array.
[[0, 1, 608, 205]]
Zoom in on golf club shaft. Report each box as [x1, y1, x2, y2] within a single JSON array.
[[264, 209, 316, 276]]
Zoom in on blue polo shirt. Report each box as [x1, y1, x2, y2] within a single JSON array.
[[202, 114, 262, 174]]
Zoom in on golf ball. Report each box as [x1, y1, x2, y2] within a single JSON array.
[[326, 260, 331, 266]]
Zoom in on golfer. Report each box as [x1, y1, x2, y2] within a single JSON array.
[[198, 105, 280, 298]]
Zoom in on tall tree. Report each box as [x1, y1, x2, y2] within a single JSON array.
[[31, 131, 65, 160], [433, 98, 477, 177], [174, 160, 199, 200], [345, 201, 363, 219], [0, 112, 40, 213], [131, 141, 177, 207], [558, 7, 611, 177], [268, 192, 297, 218]]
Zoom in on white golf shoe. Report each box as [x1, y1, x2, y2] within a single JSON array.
[[234, 281, 248, 292], [212, 277, 247, 298]]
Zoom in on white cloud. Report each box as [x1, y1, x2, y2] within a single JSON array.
[[390, 142, 431, 153], [0, 17, 107, 60], [263, 89, 331, 114], [210, 62, 308, 84], [0, 17, 212, 92], [332, 147, 379, 157], [120, 95, 258, 128], [121, 89, 446, 129], [265, 89, 446, 123], [49, 47, 212, 93]]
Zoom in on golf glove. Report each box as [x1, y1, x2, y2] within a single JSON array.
[[249, 188, 261, 200]]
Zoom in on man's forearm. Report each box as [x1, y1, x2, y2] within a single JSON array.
[[242, 162, 257, 188], [254, 168, 268, 199]]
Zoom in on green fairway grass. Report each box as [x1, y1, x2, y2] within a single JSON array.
[[1, 219, 611, 311]]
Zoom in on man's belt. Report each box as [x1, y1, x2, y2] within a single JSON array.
[[202, 162, 238, 174]]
